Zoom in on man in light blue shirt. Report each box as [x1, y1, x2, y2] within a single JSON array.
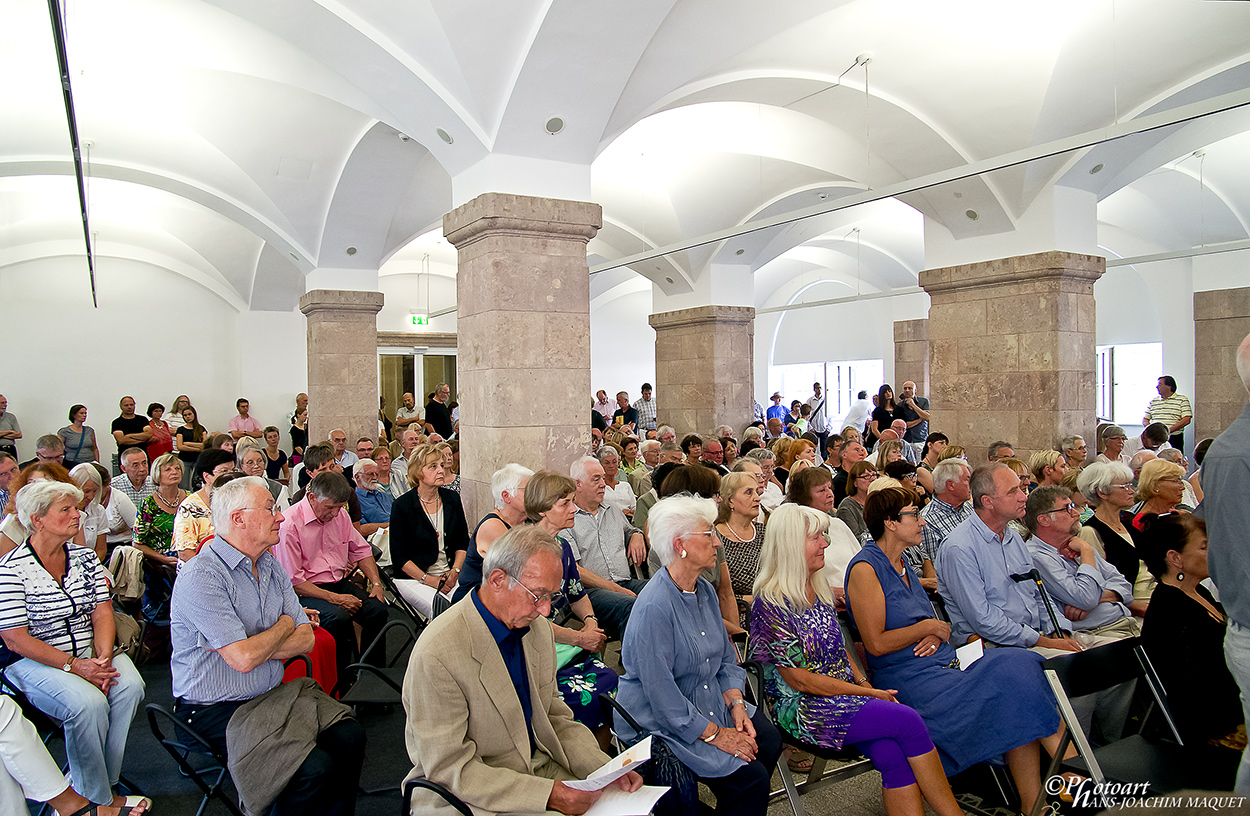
[[1023, 486, 1140, 637], [935, 463, 1080, 653]]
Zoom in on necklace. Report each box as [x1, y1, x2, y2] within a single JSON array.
[[419, 491, 440, 507], [720, 519, 754, 543], [155, 488, 183, 509]]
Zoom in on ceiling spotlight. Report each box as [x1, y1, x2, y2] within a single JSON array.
[[436, 127, 454, 145], [397, 133, 412, 143], [1089, 163, 1104, 175], [965, 209, 979, 221], [818, 192, 828, 200], [735, 249, 745, 256], [953, 192, 963, 199], [665, 277, 674, 284], [545, 117, 565, 135], [346, 246, 357, 256]]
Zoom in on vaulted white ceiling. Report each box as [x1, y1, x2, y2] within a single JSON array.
[[2, 0, 1247, 313]]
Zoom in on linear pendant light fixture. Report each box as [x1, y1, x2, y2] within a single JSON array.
[[47, 0, 97, 307]]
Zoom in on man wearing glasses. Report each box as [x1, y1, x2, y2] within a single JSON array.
[[1023, 485, 1142, 640], [170, 476, 365, 816], [403, 525, 642, 815]]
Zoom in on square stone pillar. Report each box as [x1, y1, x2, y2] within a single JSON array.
[[1194, 287, 1250, 442], [299, 289, 386, 451], [649, 305, 755, 436], [920, 251, 1103, 465], [894, 318, 930, 407], [444, 193, 601, 522]]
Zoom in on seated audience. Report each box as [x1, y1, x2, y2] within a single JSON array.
[[263, 425, 290, 483], [1028, 449, 1069, 488], [133, 452, 185, 625], [915, 432, 949, 495], [173, 448, 237, 561], [833, 440, 868, 504], [237, 443, 290, 511], [0, 481, 146, 810], [69, 464, 108, 561], [1138, 513, 1244, 748], [91, 462, 137, 555], [1060, 434, 1088, 471], [402, 526, 641, 815], [111, 447, 153, 509], [715, 471, 764, 614], [908, 458, 973, 591], [1096, 425, 1130, 465], [370, 445, 395, 497], [750, 504, 962, 816], [207, 432, 235, 454], [597, 445, 636, 517], [701, 436, 731, 476], [58, 404, 99, 468], [170, 475, 364, 816], [0, 694, 148, 815], [723, 437, 739, 468], [389, 445, 468, 619], [1075, 461, 1155, 602], [632, 460, 682, 539], [1059, 469, 1093, 523], [787, 467, 862, 606], [615, 495, 782, 816], [0, 463, 87, 555], [848, 487, 1062, 813], [1157, 448, 1198, 509], [0, 452, 15, 516], [884, 460, 921, 498], [454, 463, 533, 602], [277, 472, 387, 678], [1023, 485, 1143, 638], [564, 455, 647, 641], [620, 437, 645, 475], [351, 458, 392, 538], [771, 437, 795, 487], [290, 443, 364, 525], [1129, 458, 1187, 522], [681, 434, 704, 467], [837, 460, 878, 542], [1188, 436, 1213, 504], [745, 448, 784, 512], [987, 440, 1015, 462]]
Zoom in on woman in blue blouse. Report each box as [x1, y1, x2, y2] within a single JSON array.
[[616, 494, 781, 816]]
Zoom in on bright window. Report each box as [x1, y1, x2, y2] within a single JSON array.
[[1095, 342, 1162, 426], [769, 359, 883, 422]]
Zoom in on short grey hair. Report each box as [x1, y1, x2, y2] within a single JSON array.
[[1060, 434, 1085, 452], [658, 425, 676, 438], [482, 524, 563, 582], [16, 480, 84, 532], [745, 447, 776, 464], [491, 463, 534, 509], [713, 425, 734, 439], [931, 458, 970, 495], [120, 446, 148, 465], [69, 463, 103, 510], [742, 426, 764, 443], [1077, 461, 1133, 508], [659, 442, 681, 456], [1158, 448, 1186, 465], [640, 440, 661, 453], [596, 446, 620, 463], [569, 455, 599, 484], [648, 494, 717, 567], [211, 476, 270, 533], [353, 459, 377, 484], [1024, 485, 1072, 534]]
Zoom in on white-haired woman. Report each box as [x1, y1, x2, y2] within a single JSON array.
[[745, 448, 784, 513], [452, 463, 533, 603], [749, 504, 962, 816], [615, 495, 781, 816], [598, 445, 636, 518], [0, 481, 147, 811], [69, 463, 108, 562], [1077, 461, 1154, 604], [236, 445, 289, 513]]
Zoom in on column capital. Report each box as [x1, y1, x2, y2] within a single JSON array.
[[920, 250, 1104, 297], [649, 304, 756, 330], [299, 289, 385, 317], [443, 192, 602, 249]]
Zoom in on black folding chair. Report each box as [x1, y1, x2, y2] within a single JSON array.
[[401, 776, 473, 815], [1030, 636, 1241, 816], [146, 703, 242, 816]]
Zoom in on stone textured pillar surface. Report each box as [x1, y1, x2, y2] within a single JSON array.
[[299, 289, 386, 453], [894, 319, 930, 409], [444, 193, 601, 522], [1194, 287, 1250, 442], [649, 305, 755, 437], [919, 251, 1103, 466]]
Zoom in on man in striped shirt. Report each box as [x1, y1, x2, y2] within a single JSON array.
[[1143, 375, 1192, 451]]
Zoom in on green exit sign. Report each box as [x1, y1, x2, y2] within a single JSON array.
[[409, 313, 428, 326]]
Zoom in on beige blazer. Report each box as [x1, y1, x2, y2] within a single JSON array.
[[403, 596, 609, 815]]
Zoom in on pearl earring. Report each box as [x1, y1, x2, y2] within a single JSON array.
[[1176, 571, 1184, 582], [680, 550, 687, 559]]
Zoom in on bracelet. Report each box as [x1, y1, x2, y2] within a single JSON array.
[[584, 615, 597, 621], [728, 699, 746, 709], [857, 679, 871, 686], [702, 727, 719, 743]]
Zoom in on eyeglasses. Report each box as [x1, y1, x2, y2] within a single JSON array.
[[507, 575, 565, 608], [1041, 503, 1079, 517], [1110, 482, 1133, 490], [240, 504, 280, 516], [857, 472, 878, 480], [897, 509, 921, 519]]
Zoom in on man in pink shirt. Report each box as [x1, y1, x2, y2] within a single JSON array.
[[229, 397, 263, 440], [276, 471, 388, 679]]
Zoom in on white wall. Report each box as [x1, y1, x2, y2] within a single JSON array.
[[590, 286, 656, 402], [0, 256, 308, 463]]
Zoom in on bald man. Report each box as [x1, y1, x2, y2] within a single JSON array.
[[394, 392, 421, 429]]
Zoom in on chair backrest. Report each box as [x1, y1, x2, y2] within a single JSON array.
[[1042, 636, 1144, 699]]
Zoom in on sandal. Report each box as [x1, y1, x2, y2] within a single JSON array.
[[69, 795, 153, 816], [784, 747, 814, 773]]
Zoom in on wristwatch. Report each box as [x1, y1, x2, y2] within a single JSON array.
[[61, 657, 73, 672]]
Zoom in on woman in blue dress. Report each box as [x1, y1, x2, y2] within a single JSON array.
[[846, 487, 1062, 815]]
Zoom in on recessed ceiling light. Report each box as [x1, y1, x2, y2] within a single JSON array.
[[545, 117, 565, 135], [735, 249, 745, 256], [1089, 163, 1104, 175], [436, 128, 454, 145], [665, 277, 674, 284], [397, 133, 412, 143], [818, 192, 828, 200], [965, 209, 979, 221], [953, 192, 963, 199], [346, 246, 357, 256]]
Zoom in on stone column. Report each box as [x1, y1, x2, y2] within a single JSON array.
[[920, 251, 1103, 465], [444, 193, 601, 522], [299, 289, 386, 452], [649, 306, 755, 436], [894, 318, 930, 405], [1194, 287, 1250, 441]]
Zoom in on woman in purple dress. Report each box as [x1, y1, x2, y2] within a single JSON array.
[[749, 504, 962, 816]]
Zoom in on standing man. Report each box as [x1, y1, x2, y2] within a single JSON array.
[[766, 393, 787, 422], [807, 382, 830, 459], [276, 472, 388, 679], [287, 393, 308, 426], [21, 435, 66, 469], [111, 396, 152, 458], [1143, 375, 1192, 452], [112, 447, 154, 507], [633, 383, 657, 434], [592, 390, 613, 420], [0, 395, 20, 458], [1202, 331, 1250, 793], [424, 383, 454, 439], [229, 398, 263, 441], [170, 476, 365, 816], [897, 381, 930, 460], [840, 390, 871, 437], [394, 392, 421, 430], [611, 391, 638, 433]]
